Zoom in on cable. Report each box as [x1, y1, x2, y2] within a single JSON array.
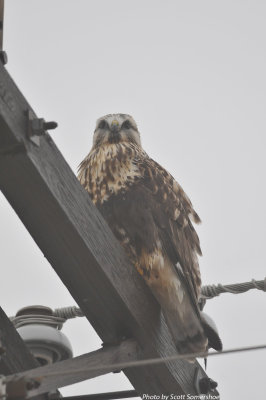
[[11, 278, 265, 326], [8, 279, 266, 385], [11, 343, 266, 382], [201, 277, 266, 299], [52, 277, 266, 321], [54, 306, 84, 320], [11, 314, 66, 330]]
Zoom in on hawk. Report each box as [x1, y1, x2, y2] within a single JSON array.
[[78, 114, 222, 355]]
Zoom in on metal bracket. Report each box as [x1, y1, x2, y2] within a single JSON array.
[[194, 367, 219, 399], [6, 378, 27, 400], [5, 377, 41, 400], [27, 110, 58, 146], [47, 390, 62, 400]]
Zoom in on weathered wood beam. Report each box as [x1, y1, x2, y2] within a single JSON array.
[[0, 307, 39, 375], [0, 0, 4, 50], [0, 63, 218, 396], [5, 340, 139, 399], [0, 307, 47, 400]]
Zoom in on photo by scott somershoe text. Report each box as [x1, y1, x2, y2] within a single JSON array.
[[142, 394, 219, 400]]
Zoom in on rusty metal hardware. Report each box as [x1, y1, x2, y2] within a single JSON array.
[[27, 110, 58, 146], [5, 377, 42, 399], [194, 367, 219, 398]]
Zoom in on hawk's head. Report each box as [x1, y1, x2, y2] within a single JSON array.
[[93, 114, 141, 148]]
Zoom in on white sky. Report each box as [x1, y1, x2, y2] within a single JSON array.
[[1, 1, 266, 399]]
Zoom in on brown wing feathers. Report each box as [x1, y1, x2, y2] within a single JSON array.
[[78, 141, 208, 354]]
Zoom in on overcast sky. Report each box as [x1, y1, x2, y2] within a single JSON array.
[[1, 1, 266, 399]]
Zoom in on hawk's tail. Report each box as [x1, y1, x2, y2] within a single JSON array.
[[146, 259, 208, 357], [162, 304, 208, 357], [201, 312, 223, 351]]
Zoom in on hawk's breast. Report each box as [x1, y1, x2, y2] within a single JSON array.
[[78, 143, 143, 205]]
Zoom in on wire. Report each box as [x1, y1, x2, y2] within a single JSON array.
[[11, 314, 65, 330], [8, 279, 266, 386], [52, 278, 266, 321], [54, 306, 84, 320], [11, 343, 266, 382], [201, 277, 266, 299]]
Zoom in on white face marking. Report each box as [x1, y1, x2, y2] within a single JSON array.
[[93, 113, 141, 148]]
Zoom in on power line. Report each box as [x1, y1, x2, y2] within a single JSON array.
[[11, 343, 266, 382], [201, 277, 266, 299], [8, 278, 266, 392], [10, 278, 266, 326], [50, 277, 266, 322]]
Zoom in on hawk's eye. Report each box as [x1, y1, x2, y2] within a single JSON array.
[[122, 120, 131, 130], [98, 120, 108, 129]]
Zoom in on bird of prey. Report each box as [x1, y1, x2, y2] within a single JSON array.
[[78, 113, 222, 355]]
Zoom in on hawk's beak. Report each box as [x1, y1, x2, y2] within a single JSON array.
[[110, 119, 120, 133]]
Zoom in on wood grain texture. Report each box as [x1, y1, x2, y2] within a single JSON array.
[[0, 0, 4, 50], [5, 340, 140, 398], [0, 307, 47, 400], [0, 63, 219, 396]]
